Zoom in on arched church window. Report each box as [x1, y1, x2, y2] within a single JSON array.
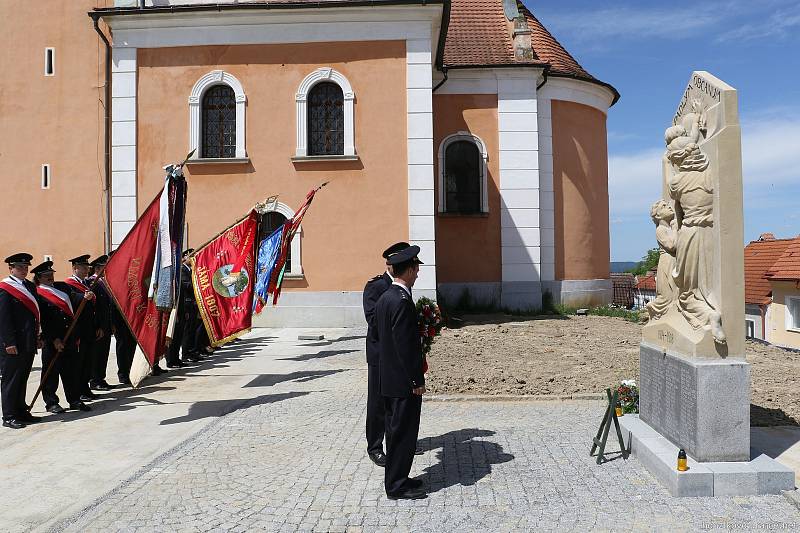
[[259, 211, 291, 272], [308, 82, 344, 156], [438, 132, 490, 214], [202, 85, 237, 158]]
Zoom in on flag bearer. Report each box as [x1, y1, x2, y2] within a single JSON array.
[[63, 255, 98, 401], [88, 255, 113, 391]]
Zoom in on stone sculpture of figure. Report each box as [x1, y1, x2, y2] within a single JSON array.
[[665, 100, 726, 344], [646, 200, 678, 321]]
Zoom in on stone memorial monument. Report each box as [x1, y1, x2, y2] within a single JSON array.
[[619, 72, 794, 496]]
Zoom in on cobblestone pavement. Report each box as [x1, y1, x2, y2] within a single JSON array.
[[53, 330, 800, 533]]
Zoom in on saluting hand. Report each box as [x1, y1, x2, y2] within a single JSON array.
[[5, 345, 18, 355], [54, 339, 65, 352], [84, 291, 96, 301]]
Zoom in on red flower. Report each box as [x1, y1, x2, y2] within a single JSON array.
[[427, 326, 436, 337]]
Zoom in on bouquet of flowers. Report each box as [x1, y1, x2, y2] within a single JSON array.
[[616, 379, 639, 414], [416, 296, 443, 373]]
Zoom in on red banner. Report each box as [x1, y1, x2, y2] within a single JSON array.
[[192, 210, 258, 347], [104, 194, 168, 366]]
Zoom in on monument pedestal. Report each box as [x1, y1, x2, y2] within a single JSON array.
[[639, 341, 749, 462]]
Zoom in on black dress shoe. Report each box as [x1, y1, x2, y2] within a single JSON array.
[[414, 446, 424, 455], [387, 486, 427, 500], [20, 413, 41, 423], [118, 376, 132, 385], [151, 365, 166, 376], [69, 402, 91, 412], [46, 404, 67, 414], [79, 394, 95, 402], [2, 419, 26, 429], [90, 382, 112, 391], [166, 361, 185, 368], [368, 451, 387, 467], [404, 478, 424, 489]]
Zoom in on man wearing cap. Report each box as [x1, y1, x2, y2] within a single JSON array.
[[32, 261, 90, 413], [88, 256, 113, 391], [362, 242, 409, 467], [0, 253, 42, 429], [63, 255, 99, 401], [375, 245, 426, 500]]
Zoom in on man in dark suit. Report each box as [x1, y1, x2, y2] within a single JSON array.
[[166, 249, 199, 367], [32, 260, 90, 413], [89, 255, 113, 391], [375, 245, 426, 500], [0, 253, 42, 429], [362, 242, 409, 467], [63, 254, 100, 400]]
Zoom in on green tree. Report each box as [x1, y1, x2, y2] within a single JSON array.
[[628, 248, 660, 276]]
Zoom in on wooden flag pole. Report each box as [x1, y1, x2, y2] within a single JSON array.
[[27, 278, 100, 412]]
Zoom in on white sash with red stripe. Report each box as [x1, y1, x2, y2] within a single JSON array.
[[64, 276, 89, 293], [37, 284, 74, 317], [0, 277, 41, 324]]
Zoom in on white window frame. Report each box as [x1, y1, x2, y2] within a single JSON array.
[[44, 48, 55, 76], [786, 296, 800, 333], [295, 67, 355, 158], [745, 319, 755, 339], [438, 131, 489, 214], [188, 70, 247, 159], [269, 201, 303, 279], [41, 164, 51, 189]]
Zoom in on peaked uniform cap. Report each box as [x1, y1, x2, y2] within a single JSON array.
[[69, 254, 91, 266], [4, 253, 33, 265], [31, 260, 55, 274], [382, 242, 410, 259], [385, 245, 423, 266], [182, 248, 195, 258], [90, 255, 109, 267]]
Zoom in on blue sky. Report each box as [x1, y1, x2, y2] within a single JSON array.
[[529, 0, 800, 262]]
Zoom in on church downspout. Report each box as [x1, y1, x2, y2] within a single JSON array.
[[93, 17, 112, 253]]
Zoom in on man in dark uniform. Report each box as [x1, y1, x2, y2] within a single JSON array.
[[63, 254, 99, 401], [375, 245, 426, 500], [0, 253, 41, 429], [166, 249, 198, 367], [32, 261, 90, 413], [89, 255, 113, 391], [362, 241, 409, 467]]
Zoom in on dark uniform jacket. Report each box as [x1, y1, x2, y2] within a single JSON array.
[[91, 278, 113, 335], [363, 272, 392, 366], [0, 278, 40, 354], [375, 284, 424, 398], [63, 277, 95, 338], [39, 285, 82, 348]]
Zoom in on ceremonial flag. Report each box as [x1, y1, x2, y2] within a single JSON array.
[[104, 160, 188, 386], [256, 183, 328, 310], [191, 210, 259, 347], [253, 226, 283, 314]]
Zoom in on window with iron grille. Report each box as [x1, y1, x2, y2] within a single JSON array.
[[259, 212, 291, 272], [202, 85, 236, 158], [308, 82, 344, 156], [444, 141, 482, 214]]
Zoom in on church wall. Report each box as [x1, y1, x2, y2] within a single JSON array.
[[551, 99, 611, 284], [135, 41, 409, 293], [432, 94, 502, 300], [0, 0, 112, 273]]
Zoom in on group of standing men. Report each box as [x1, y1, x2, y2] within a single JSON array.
[[363, 242, 428, 500], [0, 250, 211, 430]]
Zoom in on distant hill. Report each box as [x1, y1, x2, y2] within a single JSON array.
[[610, 261, 637, 273]]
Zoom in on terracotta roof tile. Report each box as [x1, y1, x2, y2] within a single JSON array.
[[636, 274, 656, 291], [766, 237, 800, 282], [744, 237, 797, 304], [442, 0, 516, 66]]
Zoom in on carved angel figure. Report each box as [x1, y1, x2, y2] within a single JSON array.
[[664, 101, 726, 344], [646, 200, 678, 321]]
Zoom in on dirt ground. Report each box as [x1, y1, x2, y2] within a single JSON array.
[[425, 314, 800, 427]]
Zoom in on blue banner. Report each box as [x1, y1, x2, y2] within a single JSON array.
[[253, 225, 284, 312]]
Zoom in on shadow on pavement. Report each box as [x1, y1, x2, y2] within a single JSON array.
[[299, 335, 367, 347], [244, 369, 348, 388], [417, 428, 514, 493], [277, 349, 360, 362], [159, 391, 313, 425]]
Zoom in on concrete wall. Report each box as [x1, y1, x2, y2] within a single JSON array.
[[768, 281, 800, 349], [136, 42, 409, 293], [0, 1, 112, 272]]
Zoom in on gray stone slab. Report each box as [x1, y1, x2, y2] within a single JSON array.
[[298, 334, 325, 341], [621, 414, 794, 497], [639, 342, 750, 462]]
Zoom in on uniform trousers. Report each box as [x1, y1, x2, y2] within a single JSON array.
[[0, 350, 35, 421], [383, 394, 422, 495], [366, 363, 385, 455], [165, 310, 185, 365], [77, 334, 95, 395], [114, 328, 135, 383], [182, 304, 200, 357], [90, 333, 111, 385], [41, 343, 81, 407]]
